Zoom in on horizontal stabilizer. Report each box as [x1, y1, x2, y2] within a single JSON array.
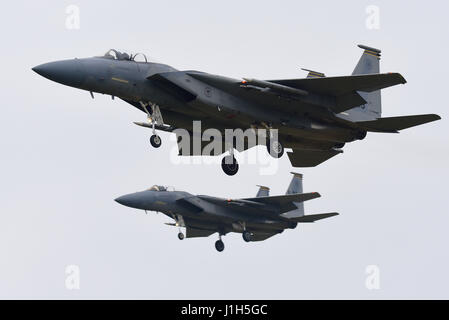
[[355, 114, 441, 132], [287, 149, 342, 167], [289, 212, 339, 223]]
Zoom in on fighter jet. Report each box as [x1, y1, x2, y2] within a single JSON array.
[[115, 173, 338, 252], [33, 45, 440, 175]]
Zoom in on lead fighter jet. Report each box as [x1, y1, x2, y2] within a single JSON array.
[[115, 173, 338, 252], [33, 45, 440, 175]]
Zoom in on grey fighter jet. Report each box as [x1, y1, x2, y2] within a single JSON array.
[[33, 45, 440, 175], [115, 173, 338, 252]]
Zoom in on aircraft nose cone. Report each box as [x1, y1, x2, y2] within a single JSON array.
[[115, 192, 147, 209], [115, 195, 132, 206], [32, 59, 83, 87]]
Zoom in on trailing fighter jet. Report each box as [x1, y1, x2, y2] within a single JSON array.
[[115, 173, 338, 252], [33, 45, 440, 175]]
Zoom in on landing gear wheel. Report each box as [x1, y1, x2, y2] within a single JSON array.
[[356, 131, 367, 140], [150, 134, 162, 148], [334, 142, 345, 149], [267, 138, 284, 158], [178, 232, 185, 240], [242, 231, 252, 242], [215, 240, 225, 252], [221, 156, 239, 176]]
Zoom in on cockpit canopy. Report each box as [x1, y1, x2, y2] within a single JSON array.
[[102, 49, 148, 63], [148, 185, 167, 192]]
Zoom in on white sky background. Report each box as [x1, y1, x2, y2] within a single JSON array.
[[0, 0, 448, 299]]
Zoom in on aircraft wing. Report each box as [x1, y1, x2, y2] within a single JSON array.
[[197, 193, 320, 215], [196, 195, 281, 217], [241, 192, 321, 214], [287, 148, 342, 167], [187, 71, 406, 115], [270, 73, 406, 96]]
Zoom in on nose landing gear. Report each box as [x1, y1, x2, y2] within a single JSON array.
[[150, 134, 162, 148], [140, 101, 164, 149]]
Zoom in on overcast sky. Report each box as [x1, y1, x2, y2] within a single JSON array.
[[1, 0, 448, 299]]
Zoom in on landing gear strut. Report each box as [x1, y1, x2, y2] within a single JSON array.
[[140, 101, 164, 149]]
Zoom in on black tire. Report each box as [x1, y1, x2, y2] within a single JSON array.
[[221, 156, 239, 176], [334, 142, 345, 149], [266, 138, 284, 158], [215, 240, 225, 252], [242, 231, 252, 242], [356, 131, 367, 140], [150, 134, 162, 148], [178, 232, 185, 240]]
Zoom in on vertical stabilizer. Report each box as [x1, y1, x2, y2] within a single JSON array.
[[301, 68, 325, 79], [345, 44, 382, 121], [256, 185, 270, 197], [283, 172, 305, 218]]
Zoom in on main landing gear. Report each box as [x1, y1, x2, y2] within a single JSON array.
[[242, 230, 252, 242], [215, 234, 225, 252], [221, 155, 239, 176], [177, 232, 185, 240], [221, 145, 239, 176], [215, 240, 225, 252], [266, 137, 284, 158]]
